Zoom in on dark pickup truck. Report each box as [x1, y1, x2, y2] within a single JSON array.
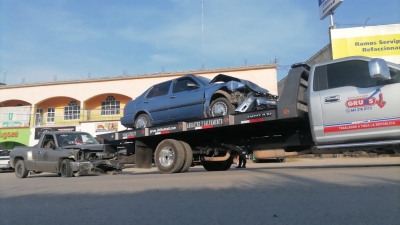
[[10, 131, 123, 178]]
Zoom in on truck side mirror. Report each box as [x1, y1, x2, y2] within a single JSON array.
[[369, 58, 390, 79]]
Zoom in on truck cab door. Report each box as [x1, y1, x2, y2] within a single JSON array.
[[34, 134, 58, 172], [311, 58, 400, 144]]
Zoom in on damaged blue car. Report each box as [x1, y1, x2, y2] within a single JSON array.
[[121, 74, 278, 129]]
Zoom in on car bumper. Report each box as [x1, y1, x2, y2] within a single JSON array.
[[0, 161, 12, 170], [120, 115, 134, 128]]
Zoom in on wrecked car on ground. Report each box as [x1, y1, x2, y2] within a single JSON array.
[[10, 131, 123, 178]]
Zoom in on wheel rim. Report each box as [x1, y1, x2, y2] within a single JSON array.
[[211, 102, 228, 116], [16, 164, 22, 175], [158, 146, 175, 167], [136, 117, 148, 128]]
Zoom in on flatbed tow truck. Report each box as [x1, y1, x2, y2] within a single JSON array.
[[98, 56, 400, 174]]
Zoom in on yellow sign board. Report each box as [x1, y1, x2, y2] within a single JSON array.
[[330, 24, 400, 63]]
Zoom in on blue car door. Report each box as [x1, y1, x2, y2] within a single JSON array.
[[169, 76, 205, 121], [143, 81, 172, 124]]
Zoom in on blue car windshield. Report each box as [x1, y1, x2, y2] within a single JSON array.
[[197, 76, 211, 85]]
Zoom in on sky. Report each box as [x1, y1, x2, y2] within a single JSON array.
[[1, 0, 399, 85]]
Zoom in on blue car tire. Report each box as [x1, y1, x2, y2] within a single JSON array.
[[134, 114, 152, 129], [209, 97, 235, 117]]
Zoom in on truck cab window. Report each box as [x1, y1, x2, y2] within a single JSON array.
[[314, 60, 376, 91], [43, 134, 55, 148]]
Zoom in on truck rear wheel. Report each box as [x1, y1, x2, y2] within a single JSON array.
[[155, 139, 185, 174], [202, 157, 233, 171], [179, 141, 193, 173], [15, 159, 29, 179], [60, 159, 73, 178]]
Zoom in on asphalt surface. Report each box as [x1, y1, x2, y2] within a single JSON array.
[[1, 157, 399, 225]]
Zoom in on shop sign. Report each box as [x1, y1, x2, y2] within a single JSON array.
[[318, 0, 343, 20], [331, 24, 400, 62], [95, 122, 118, 132], [34, 126, 76, 139], [0, 128, 30, 145], [0, 131, 19, 139], [0, 107, 31, 128]]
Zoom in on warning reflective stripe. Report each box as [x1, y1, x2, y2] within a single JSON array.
[[155, 130, 171, 135], [195, 125, 214, 130], [127, 135, 135, 139], [241, 118, 264, 124], [324, 118, 400, 133], [250, 118, 264, 123]]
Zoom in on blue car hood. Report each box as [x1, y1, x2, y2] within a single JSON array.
[[209, 74, 269, 94]]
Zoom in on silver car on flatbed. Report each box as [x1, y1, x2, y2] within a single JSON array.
[[10, 131, 123, 178]]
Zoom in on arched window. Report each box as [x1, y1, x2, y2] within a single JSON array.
[[64, 100, 80, 120], [101, 96, 120, 115]]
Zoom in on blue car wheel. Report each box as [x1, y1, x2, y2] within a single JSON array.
[[209, 97, 235, 117], [134, 114, 152, 129]]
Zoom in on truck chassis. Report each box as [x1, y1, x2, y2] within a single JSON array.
[[98, 63, 400, 174]]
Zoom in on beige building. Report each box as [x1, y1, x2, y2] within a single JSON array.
[[0, 64, 277, 148]]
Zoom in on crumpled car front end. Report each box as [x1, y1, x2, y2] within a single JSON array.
[[69, 159, 123, 177], [67, 144, 123, 176], [206, 74, 278, 114]]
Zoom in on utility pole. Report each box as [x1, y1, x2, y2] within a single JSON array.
[[201, 0, 204, 69]]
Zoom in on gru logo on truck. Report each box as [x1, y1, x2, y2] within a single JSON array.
[[345, 88, 386, 112]]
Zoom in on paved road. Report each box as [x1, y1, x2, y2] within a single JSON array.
[[1, 157, 399, 225]]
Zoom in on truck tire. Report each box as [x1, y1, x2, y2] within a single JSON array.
[[15, 159, 29, 179], [134, 113, 152, 129], [155, 139, 185, 174], [60, 159, 73, 178], [210, 97, 235, 117], [278, 158, 286, 163], [179, 141, 193, 173], [202, 157, 233, 171]]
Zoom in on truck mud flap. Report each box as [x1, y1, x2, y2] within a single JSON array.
[[134, 141, 152, 168], [118, 154, 136, 164]]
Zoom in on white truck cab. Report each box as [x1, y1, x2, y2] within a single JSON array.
[[308, 56, 400, 146]]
